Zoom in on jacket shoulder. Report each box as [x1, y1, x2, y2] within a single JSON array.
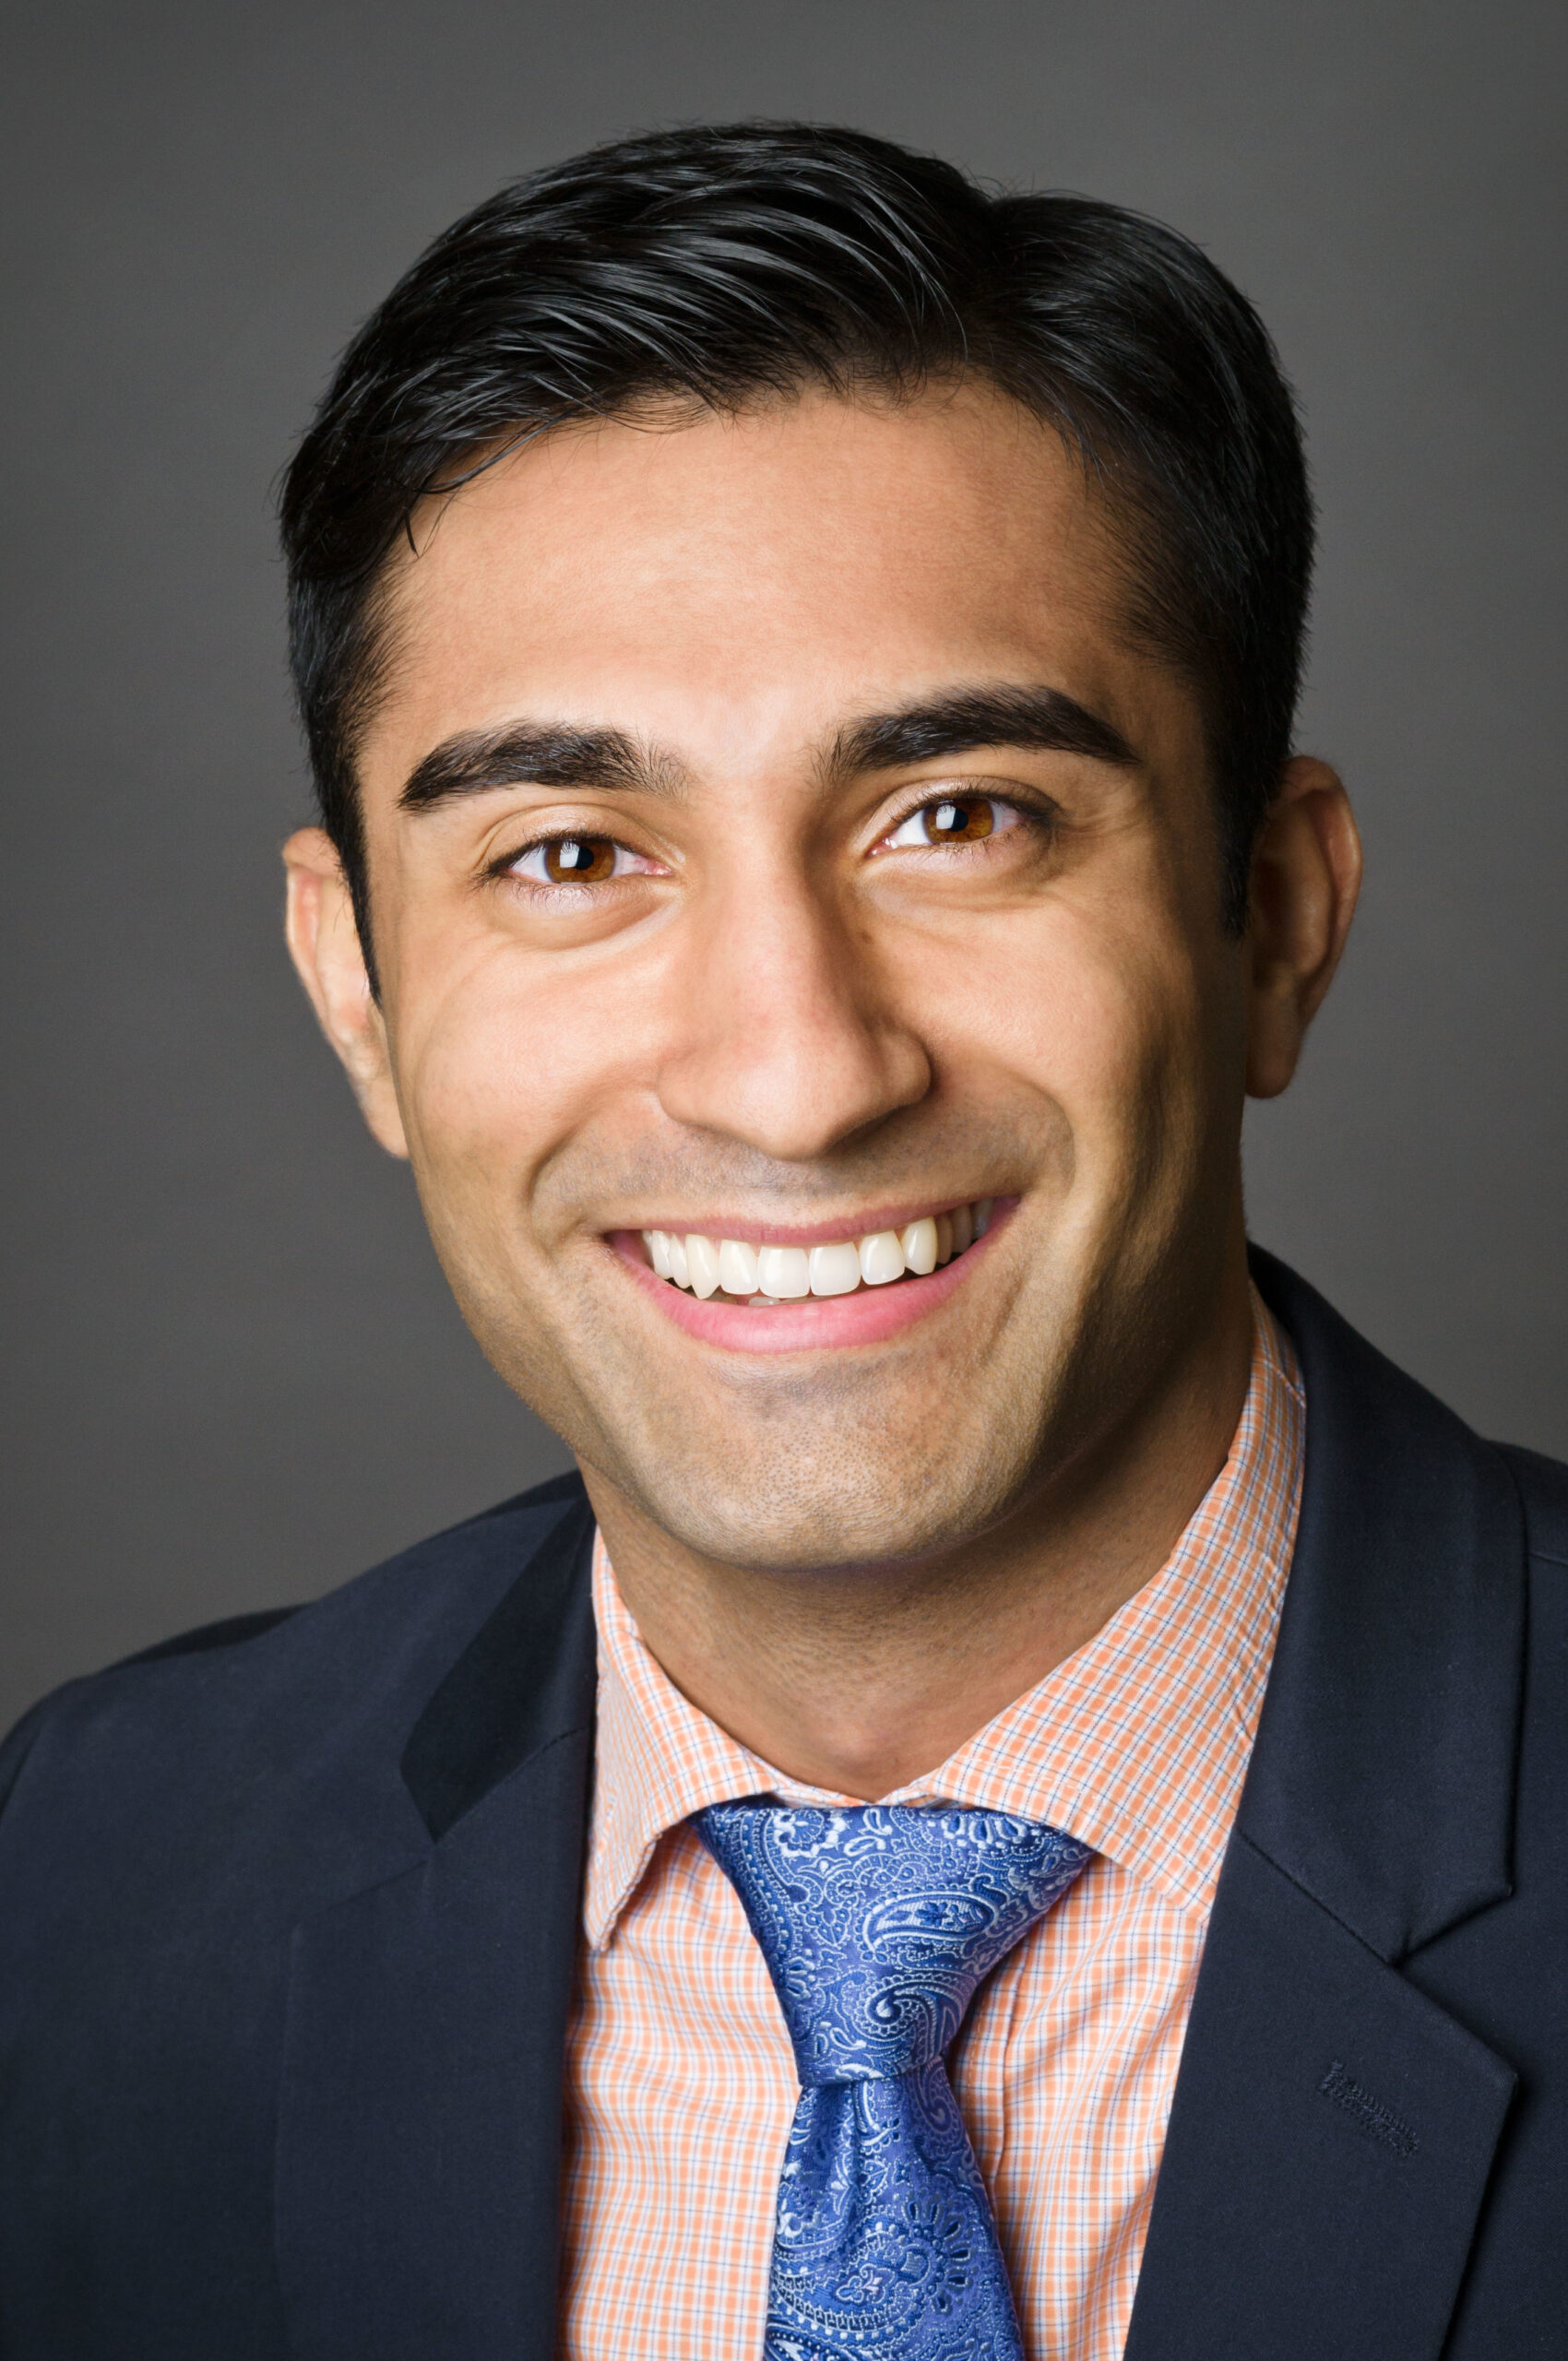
[[0, 1470, 588, 1824], [1494, 1442, 1568, 1568]]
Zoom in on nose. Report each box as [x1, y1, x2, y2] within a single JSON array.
[[655, 869, 931, 1164]]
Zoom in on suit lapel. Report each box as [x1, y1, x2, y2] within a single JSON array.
[[1125, 1255, 1526, 2360], [1123, 1834, 1515, 2360], [275, 1490, 596, 2361]]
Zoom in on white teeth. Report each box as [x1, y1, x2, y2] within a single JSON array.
[[858, 1230, 905, 1286], [757, 1244, 811, 1299], [808, 1241, 861, 1297], [719, 1238, 760, 1295], [900, 1216, 938, 1275], [685, 1233, 721, 1299], [642, 1201, 997, 1301]]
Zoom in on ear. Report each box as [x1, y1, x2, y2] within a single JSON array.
[[1244, 756, 1363, 1099], [282, 828, 410, 1157]]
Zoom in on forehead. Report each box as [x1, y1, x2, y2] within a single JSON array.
[[364, 385, 1149, 780]]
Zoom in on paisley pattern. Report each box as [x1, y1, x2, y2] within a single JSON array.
[[698, 1802, 1090, 2360]]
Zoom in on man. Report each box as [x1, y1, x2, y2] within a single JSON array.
[[0, 122, 1562, 2361]]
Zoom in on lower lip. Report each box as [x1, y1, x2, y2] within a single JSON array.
[[605, 1213, 1011, 1355]]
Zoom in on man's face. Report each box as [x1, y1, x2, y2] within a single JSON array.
[[336, 386, 1253, 1571]]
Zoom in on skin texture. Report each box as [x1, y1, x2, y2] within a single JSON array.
[[285, 385, 1360, 1797]]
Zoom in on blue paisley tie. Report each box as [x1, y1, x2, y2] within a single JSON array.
[[697, 1800, 1090, 2361]]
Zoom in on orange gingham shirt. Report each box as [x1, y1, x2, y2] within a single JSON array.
[[560, 1295, 1304, 2360]]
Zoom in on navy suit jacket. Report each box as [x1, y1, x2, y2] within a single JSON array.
[[1, 1252, 1564, 2358]]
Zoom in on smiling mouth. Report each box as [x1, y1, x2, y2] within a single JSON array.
[[640, 1200, 995, 1306]]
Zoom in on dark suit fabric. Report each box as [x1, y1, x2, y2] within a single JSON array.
[[0, 1252, 1563, 2358]]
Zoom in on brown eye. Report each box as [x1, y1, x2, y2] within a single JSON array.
[[542, 836, 616, 884], [922, 797, 995, 845]]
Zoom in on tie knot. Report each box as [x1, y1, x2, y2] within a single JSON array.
[[697, 1801, 1088, 2085]]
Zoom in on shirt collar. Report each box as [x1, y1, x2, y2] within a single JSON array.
[[586, 1292, 1303, 1949]]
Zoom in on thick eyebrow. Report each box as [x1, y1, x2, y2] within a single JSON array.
[[399, 723, 683, 811], [828, 684, 1136, 778], [399, 685, 1133, 814]]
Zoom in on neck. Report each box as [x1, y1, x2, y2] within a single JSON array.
[[584, 1249, 1256, 1800]]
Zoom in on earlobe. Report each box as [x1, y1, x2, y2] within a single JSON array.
[[1243, 757, 1362, 1100], [281, 829, 410, 1158]]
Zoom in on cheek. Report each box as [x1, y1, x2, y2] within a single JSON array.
[[924, 903, 1200, 1133], [386, 932, 607, 1195]]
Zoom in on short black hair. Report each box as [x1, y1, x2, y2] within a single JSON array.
[[281, 121, 1312, 957]]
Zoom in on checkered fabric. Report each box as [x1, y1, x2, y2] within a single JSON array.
[[559, 1295, 1304, 2360]]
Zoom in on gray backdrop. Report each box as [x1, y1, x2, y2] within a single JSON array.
[[5, 0, 1564, 1730]]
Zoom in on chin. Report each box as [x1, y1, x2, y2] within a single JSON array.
[[603, 1421, 1035, 1575]]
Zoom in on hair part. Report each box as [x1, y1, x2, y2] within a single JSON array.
[[281, 122, 1313, 976]]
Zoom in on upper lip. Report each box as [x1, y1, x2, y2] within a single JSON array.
[[608, 1197, 1003, 1248]]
